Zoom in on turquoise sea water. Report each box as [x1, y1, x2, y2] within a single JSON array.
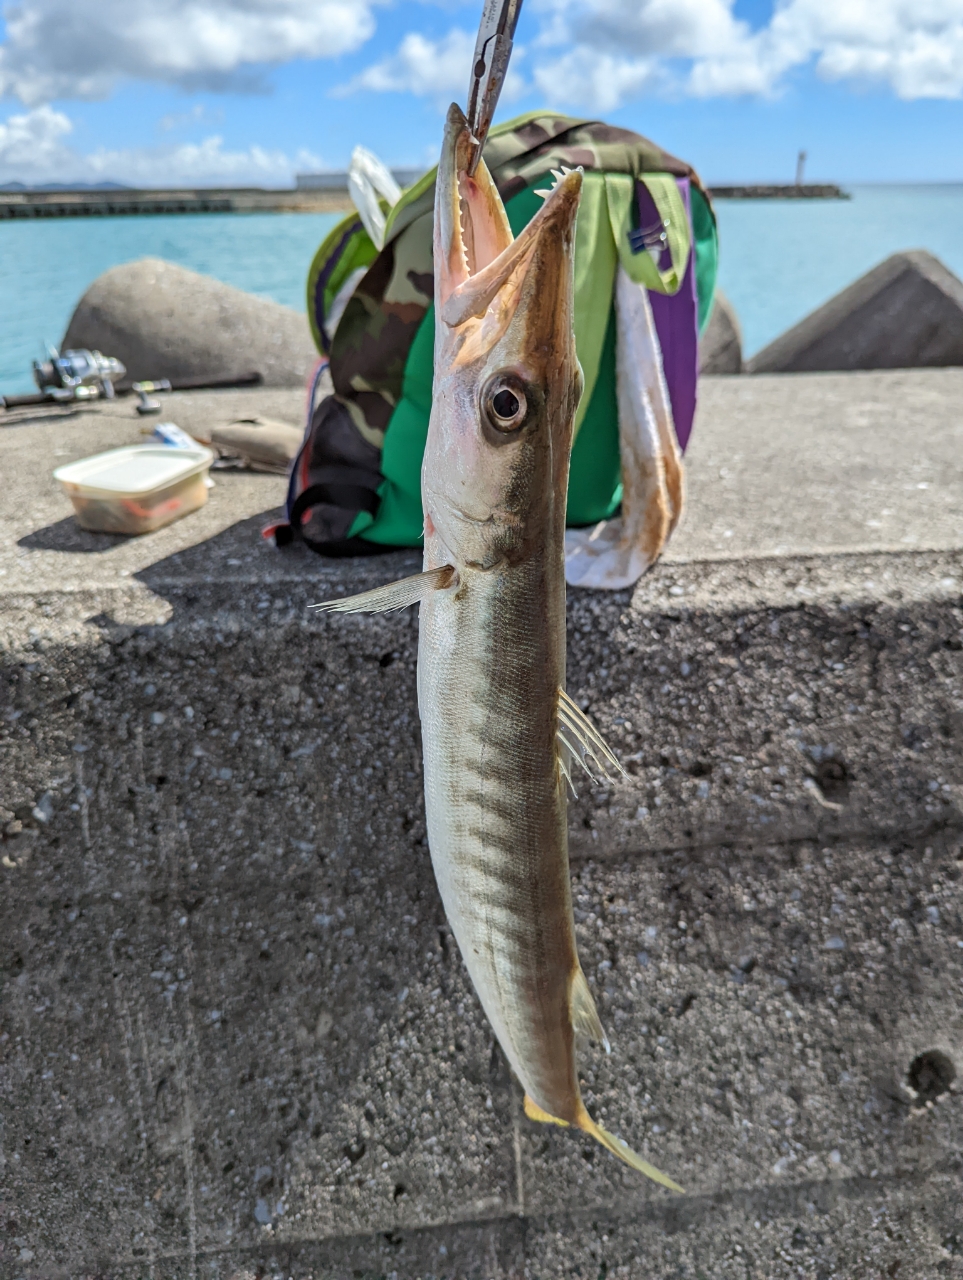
[[713, 184, 963, 357], [1, 184, 962, 397], [0, 212, 341, 397]]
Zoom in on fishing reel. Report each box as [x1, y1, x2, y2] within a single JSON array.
[[32, 347, 127, 402]]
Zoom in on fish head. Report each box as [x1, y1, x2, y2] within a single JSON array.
[[423, 103, 583, 571]]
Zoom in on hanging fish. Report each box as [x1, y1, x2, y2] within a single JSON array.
[[313, 102, 682, 1193]]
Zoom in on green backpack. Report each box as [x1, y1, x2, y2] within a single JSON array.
[[282, 111, 717, 556]]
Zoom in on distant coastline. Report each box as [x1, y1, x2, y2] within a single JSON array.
[[0, 186, 354, 219], [0, 181, 131, 192], [709, 183, 848, 200], [0, 180, 851, 220], [3, 183, 963, 397]]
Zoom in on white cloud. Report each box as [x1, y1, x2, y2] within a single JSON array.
[[0, 105, 321, 186], [0, 0, 378, 105], [338, 26, 526, 102], [785, 0, 963, 100], [340, 28, 476, 97], [159, 104, 223, 133], [529, 0, 963, 107], [562, 0, 751, 60], [0, 105, 74, 179], [532, 50, 665, 112], [3, 0, 962, 126]]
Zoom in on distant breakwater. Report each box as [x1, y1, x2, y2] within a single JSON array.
[[0, 187, 355, 219], [0, 182, 848, 220], [709, 183, 848, 200]]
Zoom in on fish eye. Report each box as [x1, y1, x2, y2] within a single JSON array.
[[482, 373, 528, 435], [493, 388, 520, 419]]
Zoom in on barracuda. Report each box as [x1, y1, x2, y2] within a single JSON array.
[[313, 103, 682, 1192]]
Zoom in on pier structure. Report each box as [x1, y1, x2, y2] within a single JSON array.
[[1, 368, 961, 1278]]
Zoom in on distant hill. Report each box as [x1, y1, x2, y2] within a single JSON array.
[[0, 181, 130, 191]]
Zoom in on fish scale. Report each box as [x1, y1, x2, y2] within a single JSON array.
[[419, 558, 575, 1086]]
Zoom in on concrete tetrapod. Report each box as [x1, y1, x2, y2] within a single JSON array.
[[748, 249, 963, 373], [62, 257, 319, 389], [698, 288, 743, 374]]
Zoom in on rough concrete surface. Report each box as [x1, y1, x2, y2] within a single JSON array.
[[698, 291, 743, 376], [2, 373, 962, 1278], [748, 250, 963, 374], [62, 259, 319, 389]]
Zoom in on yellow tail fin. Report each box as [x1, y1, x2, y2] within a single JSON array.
[[524, 1094, 570, 1127], [524, 1094, 684, 1193], [577, 1104, 685, 1193]]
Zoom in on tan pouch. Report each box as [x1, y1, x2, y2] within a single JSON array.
[[210, 416, 303, 473]]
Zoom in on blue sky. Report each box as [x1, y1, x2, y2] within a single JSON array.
[[1, 0, 962, 186]]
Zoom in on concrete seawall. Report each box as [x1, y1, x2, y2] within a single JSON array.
[[0, 188, 355, 219], [1, 371, 962, 1278], [0, 184, 844, 221]]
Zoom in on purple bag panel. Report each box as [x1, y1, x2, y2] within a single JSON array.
[[636, 176, 699, 453]]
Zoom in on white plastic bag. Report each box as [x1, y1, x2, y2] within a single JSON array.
[[564, 267, 684, 590], [347, 145, 402, 251]]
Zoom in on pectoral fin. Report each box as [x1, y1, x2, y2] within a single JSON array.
[[555, 688, 626, 786], [310, 565, 456, 614]]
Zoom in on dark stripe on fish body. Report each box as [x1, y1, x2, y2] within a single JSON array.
[[458, 788, 527, 827], [453, 843, 524, 886], [459, 755, 524, 790]]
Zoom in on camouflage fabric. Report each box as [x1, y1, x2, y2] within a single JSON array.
[[316, 111, 711, 454]]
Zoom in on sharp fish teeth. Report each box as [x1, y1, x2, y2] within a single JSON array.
[[540, 165, 575, 198], [534, 188, 551, 200], [457, 190, 471, 274]]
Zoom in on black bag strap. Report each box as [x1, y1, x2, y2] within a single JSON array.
[[291, 473, 381, 527]]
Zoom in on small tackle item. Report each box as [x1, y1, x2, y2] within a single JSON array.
[[132, 379, 173, 415], [34, 347, 126, 400], [53, 443, 214, 535], [1, 347, 126, 410]]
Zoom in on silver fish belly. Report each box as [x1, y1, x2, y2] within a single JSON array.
[[418, 556, 580, 1116]]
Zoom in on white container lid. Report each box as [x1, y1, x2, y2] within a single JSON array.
[[54, 444, 214, 497]]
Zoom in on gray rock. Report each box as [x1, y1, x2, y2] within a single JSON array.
[[698, 288, 743, 374], [62, 257, 319, 389], [748, 249, 963, 373]]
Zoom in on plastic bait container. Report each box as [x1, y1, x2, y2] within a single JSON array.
[[53, 444, 215, 535]]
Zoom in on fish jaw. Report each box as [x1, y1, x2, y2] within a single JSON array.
[[435, 102, 514, 309], [423, 102, 583, 573]]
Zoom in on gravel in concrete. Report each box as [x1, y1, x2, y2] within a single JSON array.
[[2, 370, 962, 1278]]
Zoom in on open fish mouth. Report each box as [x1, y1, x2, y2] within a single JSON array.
[[436, 102, 582, 329]]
